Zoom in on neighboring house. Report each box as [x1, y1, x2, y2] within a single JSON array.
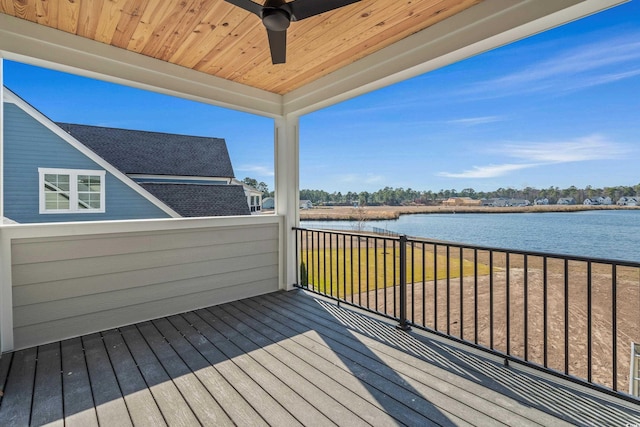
[[583, 197, 611, 205], [262, 197, 275, 210], [534, 198, 549, 205], [300, 200, 313, 209], [231, 178, 263, 213], [557, 197, 576, 205], [3, 87, 249, 223]]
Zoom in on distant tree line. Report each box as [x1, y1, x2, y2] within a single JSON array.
[[298, 184, 640, 206]]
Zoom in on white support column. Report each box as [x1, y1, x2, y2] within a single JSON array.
[[0, 57, 12, 352], [274, 114, 299, 291]]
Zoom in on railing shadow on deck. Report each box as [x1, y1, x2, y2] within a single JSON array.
[[294, 226, 640, 406]]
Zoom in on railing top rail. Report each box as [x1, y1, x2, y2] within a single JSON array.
[[293, 226, 640, 268]]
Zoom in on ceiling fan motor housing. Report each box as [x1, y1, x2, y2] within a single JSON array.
[[262, 8, 291, 31]]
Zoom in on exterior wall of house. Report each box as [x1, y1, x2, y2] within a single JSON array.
[[3, 103, 171, 223], [6, 216, 281, 350]]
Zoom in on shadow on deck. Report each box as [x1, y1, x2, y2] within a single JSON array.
[[0, 289, 638, 426]]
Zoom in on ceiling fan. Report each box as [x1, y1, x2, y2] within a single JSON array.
[[224, 0, 361, 64]]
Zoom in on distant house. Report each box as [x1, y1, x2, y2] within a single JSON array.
[[300, 200, 313, 209], [557, 197, 576, 205], [483, 198, 508, 207], [507, 198, 530, 207], [3, 87, 250, 223], [617, 196, 639, 206], [442, 197, 482, 206], [584, 197, 612, 206], [534, 198, 549, 205]]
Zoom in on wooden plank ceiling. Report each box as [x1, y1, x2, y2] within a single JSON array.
[[0, 0, 481, 95]]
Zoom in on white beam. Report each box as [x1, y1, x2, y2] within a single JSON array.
[[283, 0, 627, 116], [274, 115, 300, 290], [0, 56, 11, 351], [0, 14, 283, 118]]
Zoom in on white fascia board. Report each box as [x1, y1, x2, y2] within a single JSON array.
[[0, 14, 283, 118], [3, 88, 182, 218], [283, 0, 628, 116]]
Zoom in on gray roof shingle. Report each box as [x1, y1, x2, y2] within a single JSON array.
[[140, 184, 251, 217], [56, 123, 235, 177]]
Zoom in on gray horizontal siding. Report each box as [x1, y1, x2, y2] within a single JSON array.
[[3, 102, 170, 223], [11, 222, 280, 349]]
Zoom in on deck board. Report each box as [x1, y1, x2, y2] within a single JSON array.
[[0, 290, 638, 427], [61, 338, 99, 427], [82, 333, 133, 427], [31, 342, 63, 427], [101, 329, 167, 426], [0, 348, 35, 426]]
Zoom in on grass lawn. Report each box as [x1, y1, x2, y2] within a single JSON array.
[[299, 244, 492, 298]]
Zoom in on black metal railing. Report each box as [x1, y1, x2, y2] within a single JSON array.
[[293, 227, 640, 402]]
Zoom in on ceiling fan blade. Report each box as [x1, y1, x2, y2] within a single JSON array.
[[288, 0, 360, 21], [224, 0, 263, 16], [267, 29, 287, 64]]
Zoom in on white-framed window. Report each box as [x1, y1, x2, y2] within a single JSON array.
[[632, 342, 639, 397], [39, 168, 106, 214]]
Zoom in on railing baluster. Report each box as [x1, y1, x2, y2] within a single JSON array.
[[564, 258, 569, 375], [474, 248, 478, 345], [489, 250, 494, 350], [446, 246, 451, 336], [434, 243, 438, 331], [506, 252, 510, 359], [524, 254, 529, 361], [460, 246, 464, 340], [365, 236, 370, 309], [397, 235, 410, 331], [587, 261, 592, 383], [384, 239, 388, 316], [543, 256, 548, 368], [612, 264, 617, 391], [374, 238, 379, 313], [422, 242, 426, 328], [393, 240, 398, 318], [411, 241, 415, 323]]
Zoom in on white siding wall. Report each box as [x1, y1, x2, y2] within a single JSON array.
[[3, 216, 281, 350]]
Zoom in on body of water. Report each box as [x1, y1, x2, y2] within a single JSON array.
[[301, 210, 640, 262]]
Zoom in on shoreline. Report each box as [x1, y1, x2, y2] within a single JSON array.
[[299, 204, 639, 221]]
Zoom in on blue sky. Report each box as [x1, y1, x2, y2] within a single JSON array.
[[4, 1, 640, 194]]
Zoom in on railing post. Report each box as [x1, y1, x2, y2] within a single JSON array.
[[396, 235, 411, 331]]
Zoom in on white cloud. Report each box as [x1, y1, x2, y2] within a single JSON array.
[[501, 135, 628, 162], [447, 116, 504, 126], [462, 32, 640, 97], [235, 164, 274, 177], [438, 135, 629, 179], [438, 163, 539, 178]]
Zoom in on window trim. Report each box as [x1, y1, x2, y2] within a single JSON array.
[[39, 168, 106, 214]]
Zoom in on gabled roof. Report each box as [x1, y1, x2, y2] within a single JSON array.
[[140, 184, 250, 217], [56, 123, 235, 178]]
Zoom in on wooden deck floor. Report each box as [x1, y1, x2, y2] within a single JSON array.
[[0, 290, 638, 426]]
